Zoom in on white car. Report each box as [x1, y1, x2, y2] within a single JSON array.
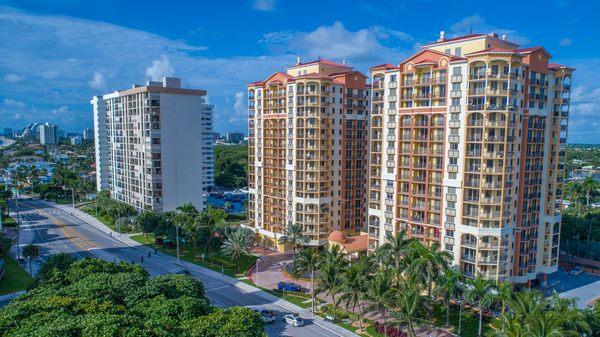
[[284, 313, 305, 327], [251, 308, 276, 324], [570, 266, 585, 276]]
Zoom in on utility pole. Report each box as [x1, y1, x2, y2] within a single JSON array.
[[15, 187, 21, 261], [71, 186, 75, 209], [175, 224, 180, 260]]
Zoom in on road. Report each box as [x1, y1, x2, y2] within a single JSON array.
[[9, 198, 357, 337]]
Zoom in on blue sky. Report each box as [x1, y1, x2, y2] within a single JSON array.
[[0, 0, 599, 143]]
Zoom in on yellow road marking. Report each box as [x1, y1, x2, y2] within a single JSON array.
[[20, 202, 96, 252]]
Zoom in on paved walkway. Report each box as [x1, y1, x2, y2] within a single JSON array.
[[250, 247, 310, 291]]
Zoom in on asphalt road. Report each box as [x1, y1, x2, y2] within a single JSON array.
[[10, 199, 355, 337]]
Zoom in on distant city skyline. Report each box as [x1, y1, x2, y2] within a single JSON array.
[[1, 1, 599, 142]]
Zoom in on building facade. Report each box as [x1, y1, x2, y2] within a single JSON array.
[[83, 128, 94, 141], [247, 59, 369, 250], [39, 123, 59, 145], [226, 131, 245, 144], [91, 77, 214, 212], [367, 32, 573, 285]]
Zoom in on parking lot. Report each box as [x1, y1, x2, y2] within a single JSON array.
[[547, 267, 600, 308]]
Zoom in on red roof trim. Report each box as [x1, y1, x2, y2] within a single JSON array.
[[422, 33, 485, 46], [286, 58, 352, 69]]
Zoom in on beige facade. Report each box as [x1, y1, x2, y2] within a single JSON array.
[[367, 33, 573, 284], [248, 59, 368, 251]]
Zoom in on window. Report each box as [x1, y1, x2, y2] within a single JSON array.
[[454, 47, 462, 57], [445, 48, 451, 55], [452, 67, 461, 75], [390, 74, 397, 82]]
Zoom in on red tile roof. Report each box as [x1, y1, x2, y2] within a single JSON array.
[[515, 46, 552, 58], [295, 72, 334, 80], [548, 63, 575, 71], [422, 33, 485, 46], [288, 58, 352, 69], [370, 63, 399, 71]]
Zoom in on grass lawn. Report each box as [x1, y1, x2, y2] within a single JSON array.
[[431, 302, 488, 337], [130, 233, 257, 278], [239, 278, 313, 309], [80, 206, 117, 231], [0, 253, 35, 295]]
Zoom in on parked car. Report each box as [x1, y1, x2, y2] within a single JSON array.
[[251, 308, 276, 324], [174, 269, 192, 276], [283, 313, 304, 327], [277, 282, 303, 292], [570, 266, 585, 276]]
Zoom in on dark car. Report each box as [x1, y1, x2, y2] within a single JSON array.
[[174, 269, 192, 276], [277, 282, 303, 292]]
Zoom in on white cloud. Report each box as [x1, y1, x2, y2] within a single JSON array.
[[145, 55, 174, 81], [449, 15, 530, 46], [3, 98, 26, 108], [559, 38, 572, 46], [260, 21, 413, 64], [4, 73, 23, 82], [88, 71, 105, 89], [252, 0, 276, 11], [52, 105, 69, 114], [229, 91, 245, 124]]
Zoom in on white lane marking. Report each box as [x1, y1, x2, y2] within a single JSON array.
[[204, 285, 232, 292]]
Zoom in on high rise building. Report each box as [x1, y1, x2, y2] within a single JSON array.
[[39, 123, 59, 145], [247, 59, 369, 251], [226, 131, 244, 144], [3, 128, 13, 139], [91, 77, 214, 212], [70, 135, 83, 145], [83, 128, 94, 141], [367, 32, 573, 285]]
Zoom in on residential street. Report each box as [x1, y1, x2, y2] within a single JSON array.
[[8, 198, 358, 337]]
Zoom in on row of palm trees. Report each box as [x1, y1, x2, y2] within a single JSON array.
[[290, 231, 591, 337], [135, 203, 255, 272]]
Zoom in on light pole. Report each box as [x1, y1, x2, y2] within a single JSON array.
[[71, 186, 75, 209], [14, 186, 21, 261], [175, 224, 180, 261], [255, 258, 260, 286], [457, 298, 463, 336]]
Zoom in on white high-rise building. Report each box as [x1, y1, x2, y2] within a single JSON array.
[[39, 123, 59, 145], [91, 77, 214, 212]]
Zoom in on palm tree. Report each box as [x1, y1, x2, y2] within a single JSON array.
[[315, 245, 347, 320], [278, 223, 309, 257], [340, 257, 369, 331], [220, 227, 254, 272], [488, 314, 526, 337], [197, 206, 228, 261], [174, 203, 198, 259], [496, 281, 513, 315], [409, 241, 451, 297], [293, 248, 321, 314], [465, 275, 497, 337], [526, 310, 566, 337], [22, 244, 40, 275], [435, 268, 461, 328], [392, 275, 428, 337], [365, 269, 394, 336], [378, 230, 412, 272]]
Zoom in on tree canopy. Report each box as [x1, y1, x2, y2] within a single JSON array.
[[0, 257, 265, 337]]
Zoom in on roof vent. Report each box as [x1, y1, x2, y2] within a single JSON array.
[[502, 34, 507, 41], [296, 57, 301, 65], [489, 32, 499, 38], [438, 30, 446, 42], [342, 59, 347, 66]]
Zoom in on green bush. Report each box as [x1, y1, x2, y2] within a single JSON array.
[[0, 257, 265, 337]]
